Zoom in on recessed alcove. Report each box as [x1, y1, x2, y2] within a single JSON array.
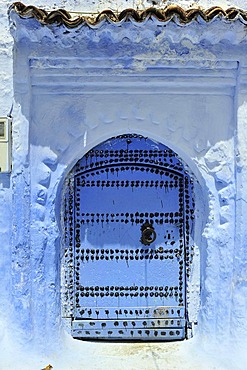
[[61, 133, 202, 341]]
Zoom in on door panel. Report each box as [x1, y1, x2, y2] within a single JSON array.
[[64, 134, 194, 340]]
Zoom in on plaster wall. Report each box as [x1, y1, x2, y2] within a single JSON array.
[[0, 0, 14, 347], [1, 0, 247, 369]]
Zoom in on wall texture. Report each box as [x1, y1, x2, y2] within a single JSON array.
[[1, 0, 247, 369]]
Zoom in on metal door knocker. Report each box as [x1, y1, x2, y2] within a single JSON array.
[[140, 222, 156, 246]]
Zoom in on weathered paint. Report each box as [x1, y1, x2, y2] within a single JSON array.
[[0, 0, 247, 369]]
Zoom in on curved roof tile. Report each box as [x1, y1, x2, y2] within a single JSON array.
[[9, 2, 247, 28]]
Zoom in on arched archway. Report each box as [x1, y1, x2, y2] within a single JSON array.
[[62, 134, 197, 341]]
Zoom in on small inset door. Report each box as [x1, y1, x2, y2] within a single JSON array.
[[63, 134, 194, 340]]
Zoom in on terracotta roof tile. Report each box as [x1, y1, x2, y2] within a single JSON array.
[[9, 2, 247, 28]]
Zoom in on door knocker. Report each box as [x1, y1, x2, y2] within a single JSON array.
[[140, 222, 156, 246]]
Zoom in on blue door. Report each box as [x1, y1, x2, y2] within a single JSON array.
[[64, 134, 194, 340]]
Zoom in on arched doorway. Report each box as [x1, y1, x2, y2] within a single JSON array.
[[62, 134, 195, 340]]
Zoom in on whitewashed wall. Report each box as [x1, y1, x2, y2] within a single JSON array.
[[0, 0, 14, 350], [1, 0, 247, 369]]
